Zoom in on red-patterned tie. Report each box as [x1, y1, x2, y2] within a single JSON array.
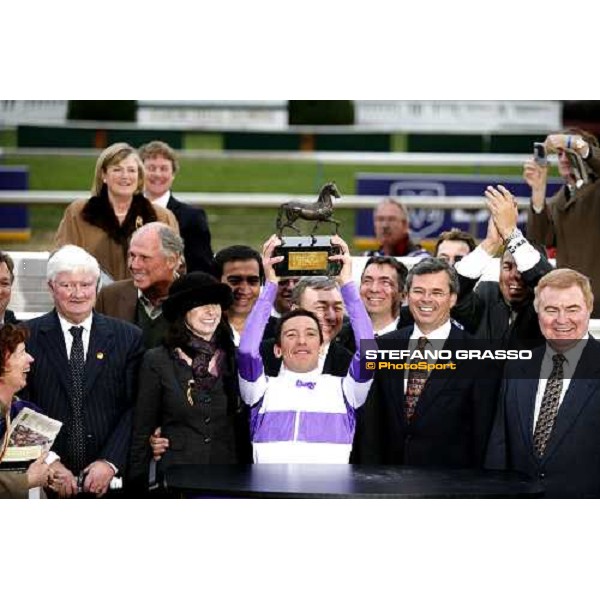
[[405, 336, 429, 422]]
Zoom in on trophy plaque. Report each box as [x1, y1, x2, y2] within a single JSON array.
[[274, 182, 342, 277]]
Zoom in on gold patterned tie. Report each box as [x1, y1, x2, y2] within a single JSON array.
[[533, 353, 566, 458], [405, 336, 429, 422]]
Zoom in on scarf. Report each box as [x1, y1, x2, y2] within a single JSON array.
[[177, 330, 224, 393]]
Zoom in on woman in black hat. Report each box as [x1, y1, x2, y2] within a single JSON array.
[[128, 272, 251, 492]]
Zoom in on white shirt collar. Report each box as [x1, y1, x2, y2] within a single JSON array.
[[375, 317, 399, 337], [57, 311, 93, 336], [410, 319, 452, 341], [149, 190, 171, 209]]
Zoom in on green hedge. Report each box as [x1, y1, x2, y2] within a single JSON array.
[[67, 101, 137, 122], [288, 101, 354, 125]]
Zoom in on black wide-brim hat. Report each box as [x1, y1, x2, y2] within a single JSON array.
[[162, 272, 234, 322]]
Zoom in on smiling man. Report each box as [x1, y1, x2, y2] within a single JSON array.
[[260, 276, 356, 377], [139, 141, 215, 275], [355, 257, 500, 467], [24, 245, 144, 498], [238, 234, 374, 464], [452, 185, 553, 349], [95, 222, 183, 348], [486, 269, 600, 497], [359, 256, 408, 336], [214, 245, 264, 347]]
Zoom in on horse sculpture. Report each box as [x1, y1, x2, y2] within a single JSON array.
[[276, 182, 341, 238]]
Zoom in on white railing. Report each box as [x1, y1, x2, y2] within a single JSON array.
[[0, 191, 534, 210], [0, 100, 68, 125], [1, 148, 539, 167], [0, 100, 561, 132]]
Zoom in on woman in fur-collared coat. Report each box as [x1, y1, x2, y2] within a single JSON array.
[[55, 142, 179, 285]]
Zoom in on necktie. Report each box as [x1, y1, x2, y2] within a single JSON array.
[[405, 336, 429, 422], [68, 326, 87, 474], [533, 353, 566, 458]]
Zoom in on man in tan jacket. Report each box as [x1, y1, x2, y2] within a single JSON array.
[[95, 222, 183, 348]]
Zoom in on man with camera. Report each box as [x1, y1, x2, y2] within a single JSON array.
[[526, 128, 600, 317]]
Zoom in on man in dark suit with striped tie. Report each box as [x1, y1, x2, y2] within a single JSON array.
[[354, 258, 500, 467], [24, 245, 144, 497], [486, 268, 600, 497]]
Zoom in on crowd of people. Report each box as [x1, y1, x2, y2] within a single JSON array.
[[2, 128, 600, 498]]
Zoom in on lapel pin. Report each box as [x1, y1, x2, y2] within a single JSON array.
[[96, 352, 104, 360]]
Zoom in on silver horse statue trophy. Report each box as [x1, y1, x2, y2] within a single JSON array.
[[276, 182, 341, 239]]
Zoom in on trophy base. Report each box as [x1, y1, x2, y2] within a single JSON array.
[[273, 236, 342, 277]]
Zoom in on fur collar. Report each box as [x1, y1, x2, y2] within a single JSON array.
[[82, 185, 159, 244]]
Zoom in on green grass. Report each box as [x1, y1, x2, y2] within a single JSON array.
[[1, 155, 522, 193], [183, 132, 223, 150], [0, 128, 17, 147], [0, 151, 524, 254]]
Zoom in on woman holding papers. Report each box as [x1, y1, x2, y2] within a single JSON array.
[[0, 324, 50, 498]]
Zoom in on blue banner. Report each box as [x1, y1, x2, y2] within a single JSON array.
[[355, 172, 563, 246]]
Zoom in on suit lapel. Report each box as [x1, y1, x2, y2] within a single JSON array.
[[85, 313, 115, 395], [38, 311, 71, 394], [514, 348, 544, 452], [541, 339, 600, 463], [379, 327, 412, 427], [118, 281, 138, 322]]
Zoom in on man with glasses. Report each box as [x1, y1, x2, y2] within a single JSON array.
[[214, 245, 264, 346], [23, 245, 144, 497], [434, 229, 476, 267], [355, 257, 499, 467], [364, 198, 430, 258], [262, 277, 301, 340]]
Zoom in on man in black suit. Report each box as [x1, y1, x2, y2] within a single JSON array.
[[0, 251, 18, 326], [24, 245, 144, 497], [139, 140, 215, 275], [486, 268, 600, 497], [355, 257, 499, 467]]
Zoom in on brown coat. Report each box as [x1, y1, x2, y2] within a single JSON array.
[[54, 196, 179, 282], [528, 145, 600, 317], [0, 471, 28, 499], [95, 279, 138, 322]]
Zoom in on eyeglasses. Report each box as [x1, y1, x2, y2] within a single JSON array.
[[278, 278, 300, 287], [226, 275, 261, 286]]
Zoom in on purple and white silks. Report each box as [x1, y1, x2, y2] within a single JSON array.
[[238, 280, 374, 463]]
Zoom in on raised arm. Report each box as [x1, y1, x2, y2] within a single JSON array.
[[238, 235, 283, 405], [329, 235, 375, 408]]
